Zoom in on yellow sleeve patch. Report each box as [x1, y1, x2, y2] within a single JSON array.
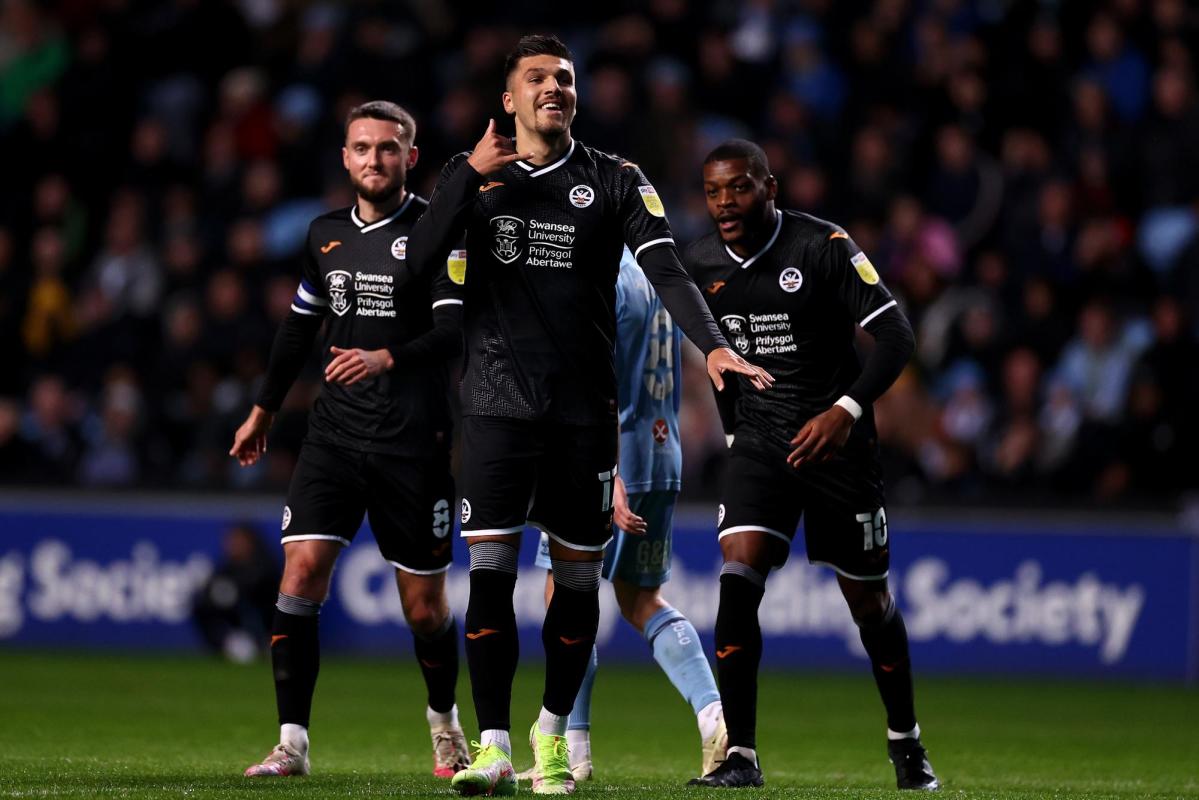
[[851, 251, 879, 285], [447, 249, 467, 285], [638, 185, 666, 217]]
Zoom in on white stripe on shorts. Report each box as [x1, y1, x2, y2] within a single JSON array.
[[718, 525, 792, 546], [281, 534, 351, 547], [809, 559, 889, 581], [387, 560, 452, 575], [529, 519, 612, 552]]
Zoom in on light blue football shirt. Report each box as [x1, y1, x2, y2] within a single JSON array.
[[616, 247, 682, 494]]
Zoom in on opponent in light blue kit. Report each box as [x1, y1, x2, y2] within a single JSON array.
[[529, 248, 726, 782]]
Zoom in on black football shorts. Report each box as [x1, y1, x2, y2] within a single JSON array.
[[458, 415, 618, 552], [280, 441, 455, 574], [717, 435, 890, 581]]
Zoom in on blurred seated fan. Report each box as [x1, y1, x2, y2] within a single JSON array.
[[192, 523, 280, 663]]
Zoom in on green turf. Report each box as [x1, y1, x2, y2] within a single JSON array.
[[0, 651, 1196, 798]]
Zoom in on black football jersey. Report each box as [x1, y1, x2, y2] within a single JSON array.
[[290, 195, 464, 455], [684, 209, 903, 451], [429, 141, 683, 424]]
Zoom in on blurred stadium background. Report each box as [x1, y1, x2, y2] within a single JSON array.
[[1, 0, 1198, 796]]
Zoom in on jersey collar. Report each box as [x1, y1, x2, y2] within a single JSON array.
[[514, 139, 576, 177], [725, 210, 783, 270], [351, 192, 413, 234]]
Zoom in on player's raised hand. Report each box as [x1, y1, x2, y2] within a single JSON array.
[[707, 347, 774, 392], [229, 405, 273, 467], [787, 405, 854, 469], [466, 119, 534, 176], [325, 346, 394, 386], [612, 475, 647, 535]]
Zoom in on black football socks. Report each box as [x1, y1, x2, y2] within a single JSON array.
[[413, 613, 459, 714], [464, 542, 520, 733], [541, 560, 603, 719], [713, 563, 767, 751], [272, 593, 322, 728], [857, 593, 918, 734]]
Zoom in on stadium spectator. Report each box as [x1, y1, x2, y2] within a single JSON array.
[[191, 523, 280, 663]]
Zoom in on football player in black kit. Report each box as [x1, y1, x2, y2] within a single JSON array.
[[404, 35, 772, 796], [684, 140, 939, 791], [230, 101, 471, 780]]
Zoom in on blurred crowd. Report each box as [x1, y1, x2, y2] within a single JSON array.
[[1, 0, 1197, 506]]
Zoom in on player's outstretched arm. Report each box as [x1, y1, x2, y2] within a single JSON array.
[[638, 245, 773, 391], [405, 120, 533, 280]]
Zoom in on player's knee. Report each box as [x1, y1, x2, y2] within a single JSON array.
[[848, 591, 895, 628], [281, 555, 332, 600], [404, 600, 446, 637], [719, 534, 783, 575]]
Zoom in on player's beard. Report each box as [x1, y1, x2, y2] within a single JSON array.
[[352, 172, 403, 204]]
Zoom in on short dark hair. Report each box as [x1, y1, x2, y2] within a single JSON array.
[[503, 34, 574, 83], [703, 139, 771, 179], [344, 100, 416, 145]]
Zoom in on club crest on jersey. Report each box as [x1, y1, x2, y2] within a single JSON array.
[[779, 267, 803, 293], [391, 236, 408, 260], [851, 251, 880, 285], [281, 505, 292, 530], [432, 498, 451, 539], [717, 503, 725, 526], [326, 270, 352, 316], [460, 498, 472, 525], [490, 216, 525, 264], [652, 418, 669, 445], [569, 185, 595, 208]]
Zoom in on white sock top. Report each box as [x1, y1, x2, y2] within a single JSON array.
[[538, 707, 568, 737], [480, 728, 511, 755], [887, 723, 921, 741], [727, 745, 757, 767], [280, 723, 309, 755], [427, 704, 460, 729]]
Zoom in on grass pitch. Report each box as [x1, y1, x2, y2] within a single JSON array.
[[0, 651, 1196, 798]]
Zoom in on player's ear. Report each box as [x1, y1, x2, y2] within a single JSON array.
[[502, 91, 515, 115], [765, 174, 779, 202], [407, 145, 419, 169], [342, 146, 350, 171]]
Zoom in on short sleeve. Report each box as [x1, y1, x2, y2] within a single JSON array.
[[617, 162, 675, 261], [823, 232, 897, 331], [290, 227, 329, 317]]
